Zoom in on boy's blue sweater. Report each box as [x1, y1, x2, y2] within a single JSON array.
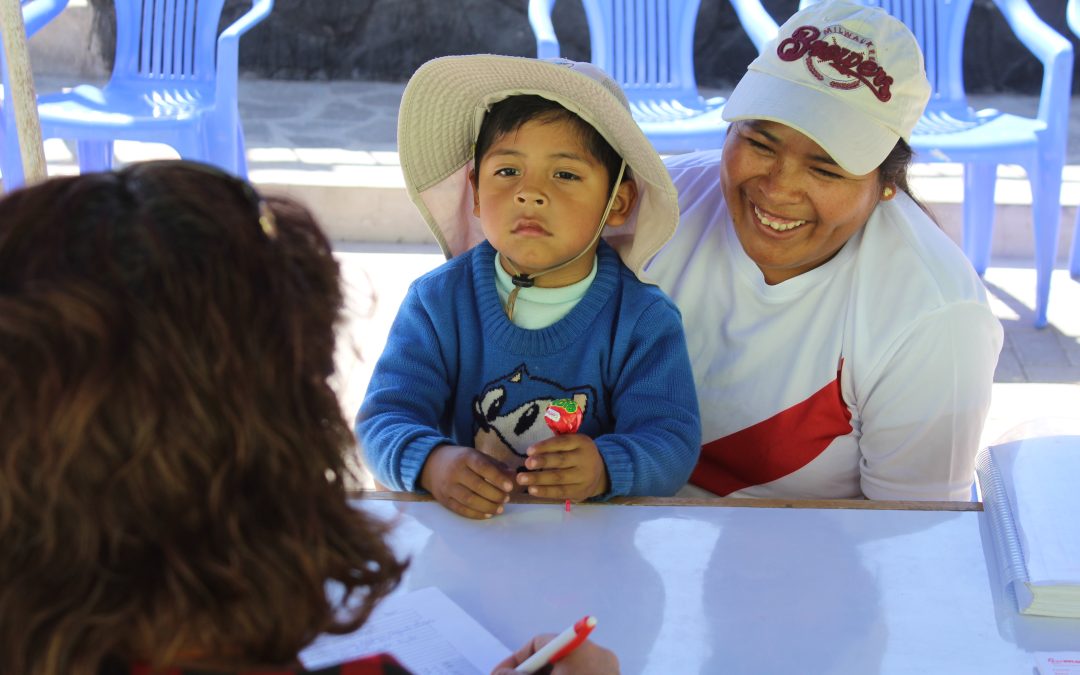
[[357, 241, 700, 498]]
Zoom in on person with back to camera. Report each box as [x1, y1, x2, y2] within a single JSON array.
[[357, 55, 701, 519], [0, 161, 617, 675], [647, 0, 1004, 501]]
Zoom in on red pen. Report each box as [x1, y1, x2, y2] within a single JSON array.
[[516, 615, 597, 674]]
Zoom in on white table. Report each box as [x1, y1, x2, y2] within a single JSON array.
[[355, 495, 1080, 674]]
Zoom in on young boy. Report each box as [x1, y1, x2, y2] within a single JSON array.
[[358, 55, 700, 519]]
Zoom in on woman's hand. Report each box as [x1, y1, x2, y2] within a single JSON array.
[[490, 634, 620, 674]]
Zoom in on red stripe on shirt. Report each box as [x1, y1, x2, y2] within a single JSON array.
[[690, 363, 852, 495], [341, 653, 410, 674]]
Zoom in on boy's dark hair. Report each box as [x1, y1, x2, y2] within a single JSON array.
[[473, 94, 632, 192], [0, 161, 406, 674]]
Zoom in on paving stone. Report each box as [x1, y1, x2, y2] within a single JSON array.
[[1018, 366, 1080, 384], [318, 101, 373, 122], [992, 347, 1026, 384], [1010, 325, 1070, 368], [1062, 336, 1080, 368]]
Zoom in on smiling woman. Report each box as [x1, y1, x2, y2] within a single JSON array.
[[647, 0, 1004, 502]]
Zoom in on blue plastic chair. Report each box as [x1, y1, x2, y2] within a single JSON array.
[[528, 0, 779, 153], [0, 0, 69, 190], [797, 0, 1073, 328], [3, 0, 274, 191], [1067, 0, 1080, 279]]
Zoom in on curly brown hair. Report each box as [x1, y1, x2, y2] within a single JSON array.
[[0, 161, 406, 674]]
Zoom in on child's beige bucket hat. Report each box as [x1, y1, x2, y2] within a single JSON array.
[[397, 54, 679, 280]]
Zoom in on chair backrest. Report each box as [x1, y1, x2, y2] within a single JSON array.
[[112, 0, 228, 83], [577, 0, 704, 103], [798, 0, 974, 115]]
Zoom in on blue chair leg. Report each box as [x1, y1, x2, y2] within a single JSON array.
[[173, 135, 208, 168], [235, 124, 249, 178], [1070, 207, 1080, 279], [1028, 159, 1064, 329], [205, 112, 240, 177], [962, 162, 997, 277], [76, 140, 114, 173], [1, 127, 26, 192]]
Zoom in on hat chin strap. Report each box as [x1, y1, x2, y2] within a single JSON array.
[[501, 160, 627, 321]]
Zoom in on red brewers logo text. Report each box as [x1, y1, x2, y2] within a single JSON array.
[[777, 24, 893, 102]]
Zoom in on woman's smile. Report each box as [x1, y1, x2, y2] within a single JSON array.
[[752, 201, 806, 233]]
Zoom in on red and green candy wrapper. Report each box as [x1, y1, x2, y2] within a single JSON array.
[[544, 398, 582, 435]]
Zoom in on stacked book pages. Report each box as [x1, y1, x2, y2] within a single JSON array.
[[977, 435, 1080, 618]]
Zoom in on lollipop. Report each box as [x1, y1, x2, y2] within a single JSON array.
[[544, 398, 582, 435], [543, 398, 584, 512]]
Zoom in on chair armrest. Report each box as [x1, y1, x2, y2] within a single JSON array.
[[991, 0, 1074, 134], [729, 0, 780, 53], [219, 0, 274, 43], [215, 0, 274, 101], [22, 0, 68, 37], [528, 0, 560, 59]]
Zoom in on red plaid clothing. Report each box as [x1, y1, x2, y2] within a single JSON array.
[[125, 653, 411, 675]]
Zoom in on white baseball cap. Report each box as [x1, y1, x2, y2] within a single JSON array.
[[396, 54, 679, 280], [722, 0, 931, 176]]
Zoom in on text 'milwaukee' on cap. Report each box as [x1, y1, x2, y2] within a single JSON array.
[[723, 0, 931, 176]]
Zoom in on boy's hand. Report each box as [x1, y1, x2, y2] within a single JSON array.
[[420, 445, 514, 520], [516, 434, 609, 502]]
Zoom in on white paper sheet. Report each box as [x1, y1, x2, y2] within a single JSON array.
[[998, 438, 1080, 584], [1037, 652, 1080, 675], [300, 586, 511, 674]]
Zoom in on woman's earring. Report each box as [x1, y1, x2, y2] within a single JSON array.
[[882, 186, 895, 199]]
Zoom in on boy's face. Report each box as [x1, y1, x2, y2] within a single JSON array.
[[472, 117, 634, 287]]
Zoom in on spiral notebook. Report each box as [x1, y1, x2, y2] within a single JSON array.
[[976, 436, 1080, 618]]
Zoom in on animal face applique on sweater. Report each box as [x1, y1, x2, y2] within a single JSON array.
[[471, 364, 596, 471]]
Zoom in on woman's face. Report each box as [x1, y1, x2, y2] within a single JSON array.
[[721, 120, 888, 285]]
